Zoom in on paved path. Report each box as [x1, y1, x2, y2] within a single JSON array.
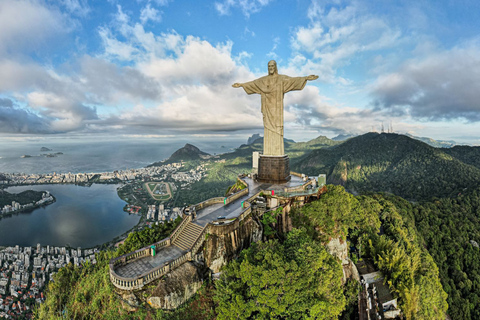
[[115, 175, 305, 278], [115, 246, 184, 278]]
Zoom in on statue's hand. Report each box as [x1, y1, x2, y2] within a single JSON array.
[[232, 83, 242, 88], [306, 75, 319, 81]]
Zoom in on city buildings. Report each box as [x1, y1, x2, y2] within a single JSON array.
[[0, 245, 99, 318]]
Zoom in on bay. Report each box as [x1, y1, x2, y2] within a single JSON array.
[[0, 184, 139, 248], [0, 138, 244, 174]]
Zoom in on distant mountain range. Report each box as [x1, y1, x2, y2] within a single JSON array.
[[405, 133, 456, 148], [245, 134, 295, 146], [246, 133, 262, 145], [154, 132, 479, 201], [332, 134, 355, 141], [292, 132, 480, 200]]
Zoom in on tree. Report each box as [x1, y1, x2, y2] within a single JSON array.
[[214, 229, 346, 320]]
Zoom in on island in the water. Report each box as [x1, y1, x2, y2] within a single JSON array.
[[20, 152, 64, 158]]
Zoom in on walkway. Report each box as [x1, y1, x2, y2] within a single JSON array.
[[116, 246, 184, 278], [113, 175, 306, 280]]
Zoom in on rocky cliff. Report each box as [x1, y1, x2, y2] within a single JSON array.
[[204, 215, 262, 273], [147, 262, 205, 310], [325, 237, 359, 283]]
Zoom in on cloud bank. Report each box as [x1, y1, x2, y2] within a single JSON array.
[[371, 44, 480, 121], [1, 0, 480, 142]]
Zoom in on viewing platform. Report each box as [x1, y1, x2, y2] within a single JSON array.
[[109, 173, 326, 291]]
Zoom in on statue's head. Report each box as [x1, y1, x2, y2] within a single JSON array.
[[268, 60, 278, 75]]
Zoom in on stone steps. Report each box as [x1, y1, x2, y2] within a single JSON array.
[[172, 222, 204, 251]]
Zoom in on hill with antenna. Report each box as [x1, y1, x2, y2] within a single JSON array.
[[291, 132, 480, 200]]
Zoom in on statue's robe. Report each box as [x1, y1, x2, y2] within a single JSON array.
[[241, 74, 308, 156]]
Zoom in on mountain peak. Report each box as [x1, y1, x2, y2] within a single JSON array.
[[168, 144, 210, 162]]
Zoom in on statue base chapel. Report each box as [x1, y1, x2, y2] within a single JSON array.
[[257, 154, 291, 183]]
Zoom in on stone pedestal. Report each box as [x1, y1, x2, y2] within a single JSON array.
[[257, 155, 290, 183]]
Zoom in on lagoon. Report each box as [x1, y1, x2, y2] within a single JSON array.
[[0, 184, 139, 248]]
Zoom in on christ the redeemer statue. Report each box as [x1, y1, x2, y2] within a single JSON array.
[[233, 60, 318, 156]]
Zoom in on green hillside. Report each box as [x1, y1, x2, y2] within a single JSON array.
[[148, 143, 210, 166], [292, 132, 480, 200], [411, 187, 480, 319], [36, 186, 449, 320], [172, 136, 339, 206], [0, 189, 45, 207], [442, 145, 480, 169], [32, 133, 480, 319]]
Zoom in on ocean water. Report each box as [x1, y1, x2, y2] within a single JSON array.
[[0, 138, 244, 174]]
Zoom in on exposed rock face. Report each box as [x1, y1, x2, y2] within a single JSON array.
[[326, 237, 348, 264], [342, 259, 360, 283], [148, 262, 204, 310], [330, 161, 348, 186], [120, 293, 139, 312], [205, 215, 262, 273], [325, 237, 360, 283]]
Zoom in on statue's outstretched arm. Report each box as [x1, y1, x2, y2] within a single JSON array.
[[232, 83, 243, 88], [306, 75, 319, 81]]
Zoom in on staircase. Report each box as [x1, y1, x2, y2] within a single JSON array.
[[172, 222, 204, 251]]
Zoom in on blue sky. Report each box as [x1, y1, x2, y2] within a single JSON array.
[[1, 0, 480, 144]]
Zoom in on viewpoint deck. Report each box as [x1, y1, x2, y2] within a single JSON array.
[[110, 174, 314, 290], [115, 246, 184, 278], [195, 175, 303, 225]]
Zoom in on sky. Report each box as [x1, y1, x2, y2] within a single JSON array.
[[1, 0, 480, 144]]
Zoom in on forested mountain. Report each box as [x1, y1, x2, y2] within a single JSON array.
[[36, 186, 450, 320], [331, 132, 457, 148], [442, 145, 480, 169], [292, 132, 480, 200], [148, 143, 210, 166], [34, 132, 480, 319], [411, 188, 480, 319]]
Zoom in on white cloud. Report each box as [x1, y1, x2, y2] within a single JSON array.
[[99, 11, 171, 62], [289, 1, 401, 84], [371, 43, 480, 121], [27, 91, 98, 132], [0, 0, 69, 56], [0, 59, 53, 92], [281, 84, 420, 136], [98, 27, 139, 61], [215, 0, 274, 17], [78, 55, 162, 103], [138, 37, 243, 86], [60, 0, 90, 17], [140, 3, 162, 24], [0, 0, 428, 138], [88, 15, 265, 133], [115, 4, 130, 24], [151, 0, 170, 6], [0, 98, 52, 133], [267, 37, 280, 59]]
